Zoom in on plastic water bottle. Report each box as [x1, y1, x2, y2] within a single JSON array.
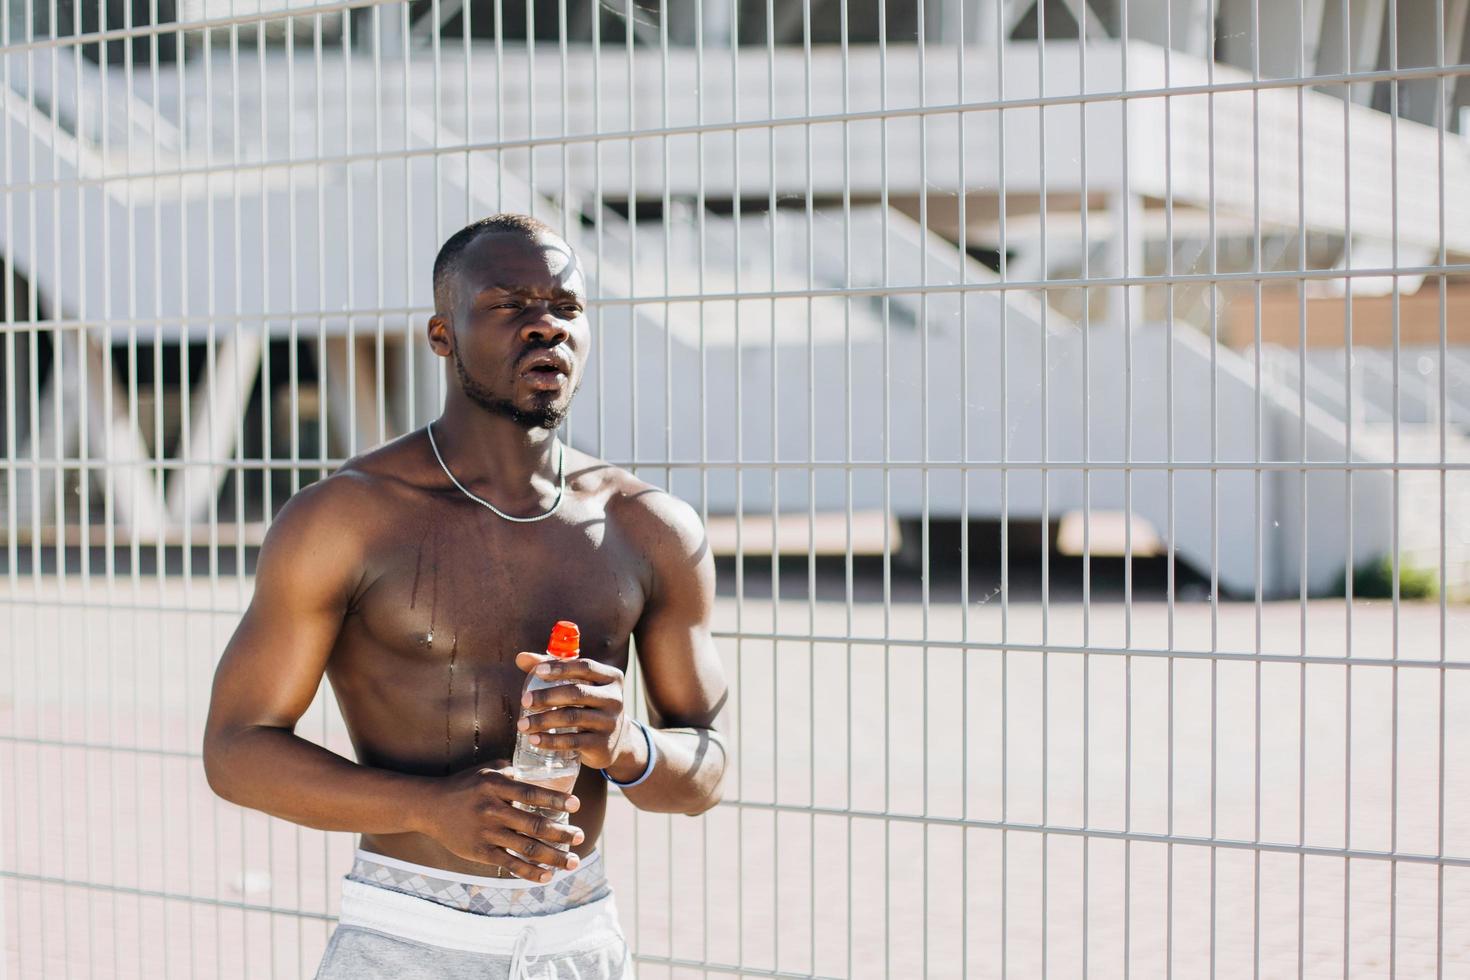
[[511, 620, 582, 845]]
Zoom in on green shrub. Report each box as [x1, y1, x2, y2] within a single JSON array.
[[1329, 555, 1438, 599]]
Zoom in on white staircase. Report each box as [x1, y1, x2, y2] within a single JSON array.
[[1361, 423, 1470, 597], [1257, 344, 1470, 597]]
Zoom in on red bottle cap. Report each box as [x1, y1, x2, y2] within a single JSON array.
[[547, 621, 580, 659]]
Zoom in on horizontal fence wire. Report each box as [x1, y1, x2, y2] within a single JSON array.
[[3, 0, 1469, 977]]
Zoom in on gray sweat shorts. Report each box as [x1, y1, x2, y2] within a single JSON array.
[[315, 871, 633, 979]]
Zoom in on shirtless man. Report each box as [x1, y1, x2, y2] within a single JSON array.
[[202, 213, 728, 978]]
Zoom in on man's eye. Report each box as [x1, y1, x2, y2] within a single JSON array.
[[559, 306, 583, 317]]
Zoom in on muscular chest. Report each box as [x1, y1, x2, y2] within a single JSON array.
[[349, 500, 646, 671]]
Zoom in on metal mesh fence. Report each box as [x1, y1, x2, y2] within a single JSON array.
[[3, 0, 1470, 976]]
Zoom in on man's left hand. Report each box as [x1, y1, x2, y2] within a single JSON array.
[[514, 653, 634, 772]]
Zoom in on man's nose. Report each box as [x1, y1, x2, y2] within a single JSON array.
[[519, 304, 570, 346]]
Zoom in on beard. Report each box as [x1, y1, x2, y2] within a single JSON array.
[[454, 349, 573, 430]]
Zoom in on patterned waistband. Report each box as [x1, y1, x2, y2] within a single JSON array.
[[347, 848, 610, 918]]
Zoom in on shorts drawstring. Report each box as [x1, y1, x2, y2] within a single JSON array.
[[509, 924, 539, 980]]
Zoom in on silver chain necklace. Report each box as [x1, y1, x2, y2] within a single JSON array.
[[426, 420, 567, 523]]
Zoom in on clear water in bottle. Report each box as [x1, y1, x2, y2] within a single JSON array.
[[510, 621, 582, 849]]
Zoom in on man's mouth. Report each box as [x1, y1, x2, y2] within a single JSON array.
[[519, 350, 572, 390], [524, 368, 566, 391], [519, 349, 572, 373]]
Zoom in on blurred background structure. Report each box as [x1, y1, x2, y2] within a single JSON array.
[[2, 0, 1469, 977]]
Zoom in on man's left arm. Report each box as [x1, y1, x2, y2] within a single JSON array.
[[515, 491, 728, 815]]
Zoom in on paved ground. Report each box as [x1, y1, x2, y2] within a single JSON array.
[[1, 577, 1468, 978]]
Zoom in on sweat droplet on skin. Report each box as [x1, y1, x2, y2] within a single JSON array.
[[409, 530, 427, 609], [472, 674, 481, 762], [444, 634, 458, 772]]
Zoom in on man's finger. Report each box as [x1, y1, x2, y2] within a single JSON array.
[[498, 807, 586, 847], [489, 771, 580, 812], [524, 682, 620, 711], [493, 832, 581, 871], [519, 706, 615, 735], [480, 845, 561, 883], [527, 658, 622, 685], [514, 651, 557, 675], [524, 732, 599, 752]]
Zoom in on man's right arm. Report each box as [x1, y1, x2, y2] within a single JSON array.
[[201, 474, 581, 880], [202, 474, 430, 834]]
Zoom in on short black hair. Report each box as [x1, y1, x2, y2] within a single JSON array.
[[432, 213, 561, 314]]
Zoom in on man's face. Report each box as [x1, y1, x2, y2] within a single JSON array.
[[432, 231, 590, 430]]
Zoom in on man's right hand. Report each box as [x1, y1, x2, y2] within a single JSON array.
[[415, 766, 585, 882]]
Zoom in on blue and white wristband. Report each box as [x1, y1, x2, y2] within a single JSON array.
[[602, 719, 657, 788]]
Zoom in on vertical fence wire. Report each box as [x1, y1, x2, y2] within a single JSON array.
[[0, 1, 1469, 977]]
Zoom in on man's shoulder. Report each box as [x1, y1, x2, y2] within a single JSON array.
[[270, 431, 431, 539], [336, 428, 435, 489], [574, 456, 713, 611], [255, 434, 435, 601], [577, 456, 706, 556]]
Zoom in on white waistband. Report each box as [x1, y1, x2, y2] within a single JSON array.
[[338, 877, 623, 956], [355, 847, 601, 890]]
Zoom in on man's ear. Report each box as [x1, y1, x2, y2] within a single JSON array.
[[426, 314, 453, 358]]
